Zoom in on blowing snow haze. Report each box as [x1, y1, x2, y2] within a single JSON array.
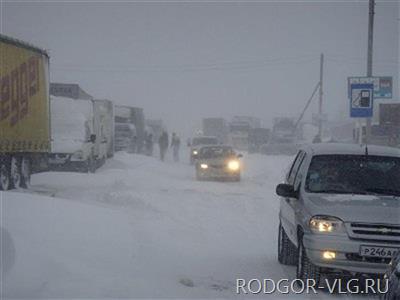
[[2, 1, 400, 299], [3, 1, 398, 135]]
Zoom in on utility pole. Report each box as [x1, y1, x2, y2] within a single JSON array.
[[318, 53, 324, 139], [366, 0, 375, 143]]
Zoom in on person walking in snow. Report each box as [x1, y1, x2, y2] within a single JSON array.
[[145, 133, 154, 156], [158, 131, 169, 161], [171, 132, 181, 162]]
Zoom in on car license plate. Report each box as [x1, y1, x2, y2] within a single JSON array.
[[359, 246, 399, 258]]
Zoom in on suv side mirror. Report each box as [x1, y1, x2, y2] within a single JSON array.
[[276, 183, 298, 199], [89, 134, 96, 143]]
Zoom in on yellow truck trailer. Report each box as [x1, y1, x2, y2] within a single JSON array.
[[0, 34, 50, 190]]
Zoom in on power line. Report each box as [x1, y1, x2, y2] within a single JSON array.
[[52, 55, 320, 73]]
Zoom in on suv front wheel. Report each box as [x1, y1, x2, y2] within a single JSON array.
[[278, 222, 297, 265], [296, 234, 321, 286]]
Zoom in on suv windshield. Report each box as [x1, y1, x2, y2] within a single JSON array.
[[192, 137, 218, 146], [305, 155, 400, 196], [199, 147, 235, 159]]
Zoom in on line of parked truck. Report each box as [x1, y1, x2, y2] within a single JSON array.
[[0, 34, 163, 190], [200, 116, 303, 155]]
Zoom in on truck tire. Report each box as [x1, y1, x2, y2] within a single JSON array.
[[0, 156, 11, 191], [278, 222, 297, 265], [20, 157, 31, 188], [10, 156, 22, 189], [296, 234, 321, 286]]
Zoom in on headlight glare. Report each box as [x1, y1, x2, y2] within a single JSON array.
[[227, 160, 240, 171], [200, 163, 208, 169], [193, 150, 198, 155], [309, 216, 344, 234]]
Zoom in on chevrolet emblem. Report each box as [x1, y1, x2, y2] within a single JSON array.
[[378, 227, 390, 234]]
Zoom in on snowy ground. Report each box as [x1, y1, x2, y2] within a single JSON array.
[[2, 152, 372, 299]]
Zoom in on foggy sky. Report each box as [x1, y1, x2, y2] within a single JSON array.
[[2, 1, 399, 137]]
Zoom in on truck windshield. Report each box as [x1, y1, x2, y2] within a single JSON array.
[[305, 155, 400, 196]]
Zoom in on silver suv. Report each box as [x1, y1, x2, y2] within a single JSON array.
[[276, 143, 400, 284]]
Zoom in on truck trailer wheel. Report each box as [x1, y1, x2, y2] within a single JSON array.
[[10, 156, 23, 189], [0, 157, 11, 191], [20, 157, 31, 188]]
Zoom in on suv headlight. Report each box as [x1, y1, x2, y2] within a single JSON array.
[[193, 150, 198, 155], [309, 216, 345, 234]]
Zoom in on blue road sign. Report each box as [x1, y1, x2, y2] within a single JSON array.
[[348, 76, 392, 99], [350, 83, 374, 118]]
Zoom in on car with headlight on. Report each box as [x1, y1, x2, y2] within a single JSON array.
[[276, 143, 400, 285], [195, 145, 242, 181], [189, 136, 219, 164]]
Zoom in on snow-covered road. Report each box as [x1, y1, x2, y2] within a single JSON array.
[[1, 153, 369, 299]]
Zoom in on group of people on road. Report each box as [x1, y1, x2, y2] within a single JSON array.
[[158, 131, 181, 162], [128, 130, 181, 162]]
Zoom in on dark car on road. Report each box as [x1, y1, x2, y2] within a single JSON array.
[[189, 136, 219, 164], [195, 145, 242, 181]]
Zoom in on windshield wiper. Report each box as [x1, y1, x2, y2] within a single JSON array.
[[364, 188, 400, 197]]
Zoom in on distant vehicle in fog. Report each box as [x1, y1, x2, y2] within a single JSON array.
[[228, 116, 261, 151], [263, 117, 299, 155], [188, 136, 219, 164], [248, 128, 271, 153], [273, 117, 297, 137], [114, 122, 136, 152], [195, 145, 242, 181], [115, 105, 146, 154], [146, 119, 165, 143], [202, 118, 228, 144], [261, 135, 299, 155], [276, 143, 400, 285]]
